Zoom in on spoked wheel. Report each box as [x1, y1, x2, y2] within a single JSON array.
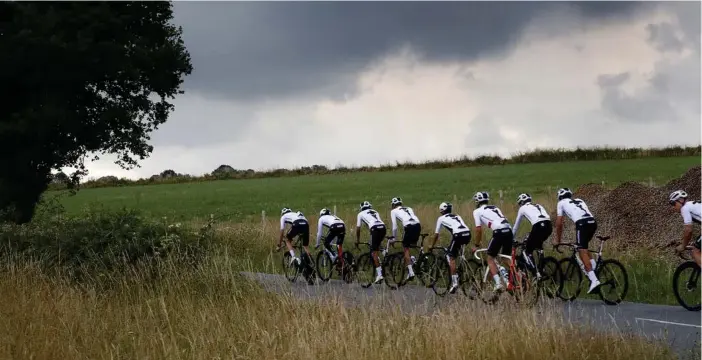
[[382, 254, 400, 290], [539, 256, 562, 299], [558, 258, 582, 301], [316, 251, 334, 282], [355, 253, 375, 288], [672, 261, 701, 311], [596, 259, 629, 305], [511, 268, 539, 307], [282, 252, 300, 282], [340, 252, 355, 284], [414, 253, 437, 288], [431, 257, 451, 296], [459, 259, 482, 299], [389, 253, 409, 287], [300, 253, 317, 285]]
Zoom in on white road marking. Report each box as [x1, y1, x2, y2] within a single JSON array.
[[635, 318, 701, 328]]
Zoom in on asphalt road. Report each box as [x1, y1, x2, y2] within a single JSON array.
[[241, 271, 701, 358]]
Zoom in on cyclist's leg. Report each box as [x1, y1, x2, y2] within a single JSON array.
[[335, 226, 346, 266], [575, 219, 600, 292], [371, 225, 386, 280], [693, 236, 701, 266], [403, 223, 420, 276], [285, 227, 300, 262], [486, 236, 502, 287]]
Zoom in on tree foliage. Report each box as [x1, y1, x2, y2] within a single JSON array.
[[0, 2, 193, 223]]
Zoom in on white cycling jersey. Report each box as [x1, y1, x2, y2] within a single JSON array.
[[473, 205, 511, 230], [390, 206, 420, 238], [556, 198, 594, 223], [435, 213, 471, 235], [280, 211, 307, 231], [316, 214, 345, 241], [681, 200, 702, 225], [513, 203, 551, 234], [357, 209, 385, 229]]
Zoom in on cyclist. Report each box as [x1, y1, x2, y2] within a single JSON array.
[[553, 188, 601, 294], [355, 201, 387, 284], [669, 190, 701, 266], [278, 207, 310, 266], [389, 197, 421, 281], [428, 202, 471, 294], [512, 193, 553, 275], [471, 191, 513, 292], [316, 208, 346, 269]]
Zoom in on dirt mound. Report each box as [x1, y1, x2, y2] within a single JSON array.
[[664, 165, 701, 199], [574, 166, 701, 253]]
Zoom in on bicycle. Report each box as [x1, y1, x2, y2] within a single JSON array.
[[432, 244, 480, 297], [515, 233, 562, 300], [555, 235, 629, 305], [469, 240, 538, 306], [672, 245, 700, 311], [353, 237, 399, 289], [315, 237, 355, 284], [386, 233, 440, 289], [279, 234, 317, 285]]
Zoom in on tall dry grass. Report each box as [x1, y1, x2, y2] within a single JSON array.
[[0, 252, 675, 360]]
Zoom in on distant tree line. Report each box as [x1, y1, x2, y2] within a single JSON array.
[[47, 145, 701, 191]]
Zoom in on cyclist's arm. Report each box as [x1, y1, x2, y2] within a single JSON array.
[[390, 209, 398, 239], [473, 210, 483, 247], [512, 207, 524, 235], [316, 218, 324, 247], [682, 224, 693, 247], [279, 216, 286, 245], [431, 217, 442, 249], [554, 201, 565, 244], [355, 213, 362, 242]]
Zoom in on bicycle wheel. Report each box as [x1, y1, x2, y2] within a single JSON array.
[[558, 258, 582, 301], [672, 261, 701, 311], [355, 253, 375, 288], [459, 259, 481, 299], [415, 253, 437, 288], [339, 251, 355, 284], [596, 259, 629, 305], [511, 267, 538, 307], [300, 252, 316, 285], [316, 251, 334, 282], [431, 257, 451, 296], [389, 253, 409, 287], [539, 256, 562, 299], [382, 253, 400, 290], [282, 252, 300, 282]]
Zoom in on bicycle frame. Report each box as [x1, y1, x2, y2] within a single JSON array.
[[473, 247, 523, 292], [556, 236, 608, 275]]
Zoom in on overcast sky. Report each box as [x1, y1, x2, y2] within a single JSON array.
[[71, 1, 701, 180]]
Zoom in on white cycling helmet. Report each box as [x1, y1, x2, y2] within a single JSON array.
[[439, 202, 452, 214], [473, 191, 489, 204], [669, 190, 688, 204], [360, 201, 372, 211], [281, 207, 292, 216], [390, 197, 403, 207], [557, 188, 573, 200], [319, 208, 331, 216], [517, 193, 532, 206]]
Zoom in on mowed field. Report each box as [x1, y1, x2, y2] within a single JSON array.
[[57, 156, 700, 222]]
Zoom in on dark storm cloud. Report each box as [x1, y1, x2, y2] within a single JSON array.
[[172, 1, 649, 102]]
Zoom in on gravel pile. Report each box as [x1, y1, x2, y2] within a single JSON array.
[[574, 166, 701, 252]]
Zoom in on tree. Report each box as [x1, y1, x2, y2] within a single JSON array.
[[0, 2, 193, 223]]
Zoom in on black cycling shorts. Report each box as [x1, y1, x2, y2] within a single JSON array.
[[525, 220, 553, 252], [402, 223, 421, 248], [370, 224, 386, 251], [448, 231, 471, 258], [325, 223, 346, 246], [575, 218, 597, 250], [487, 228, 513, 257], [286, 219, 310, 246]]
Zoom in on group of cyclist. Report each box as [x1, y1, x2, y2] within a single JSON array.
[[277, 187, 701, 294]]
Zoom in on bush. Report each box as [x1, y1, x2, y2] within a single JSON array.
[[0, 202, 215, 282]]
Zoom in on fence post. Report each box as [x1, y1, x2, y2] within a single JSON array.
[[648, 177, 654, 187], [333, 205, 337, 215], [453, 194, 458, 204], [499, 190, 504, 207], [261, 210, 266, 232]]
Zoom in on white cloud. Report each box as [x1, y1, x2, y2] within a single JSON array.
[[69, 4, 700, 180]]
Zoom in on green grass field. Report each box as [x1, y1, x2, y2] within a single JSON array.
[[56, 156, 700, 222]]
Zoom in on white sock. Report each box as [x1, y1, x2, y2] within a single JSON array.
[[587, 270, 598, 283], [376, 267, 382, 276], [407, 264, 414, 275], [289, 250, 295, 257], [493, 274, 502, 286], [452, 274, 459, 285], [590, 259, 597, 271]]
